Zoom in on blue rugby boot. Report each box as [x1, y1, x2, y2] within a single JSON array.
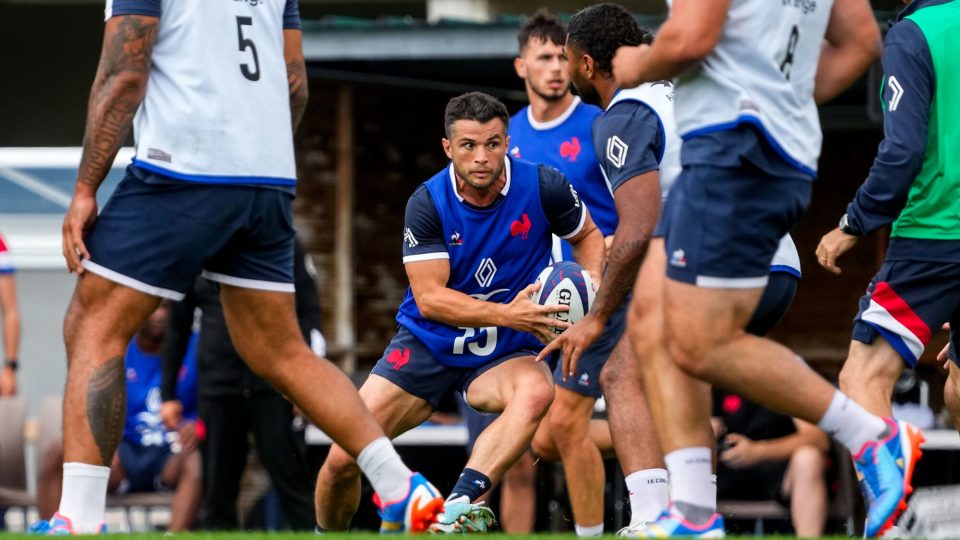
[[854, 419, 924, 537], [373, 472, 444, 533]]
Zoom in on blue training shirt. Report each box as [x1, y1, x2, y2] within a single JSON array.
[[398, 157, 585, 368], [509, 98, 616, 261], [123, 337, 198, 447]]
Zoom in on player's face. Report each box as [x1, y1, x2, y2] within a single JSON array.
[[443, 119, 509, 191], [517, 37, 569, 102], [564, 41, 602, 107]]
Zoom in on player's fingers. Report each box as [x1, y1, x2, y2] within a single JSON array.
[[536, 339, 560, 362], [937, 344, 949, 363], [567, 347, 583, 379], [548, 318, 571, 330], [64, 228, 82, 273], [539, 303, 570, 314]]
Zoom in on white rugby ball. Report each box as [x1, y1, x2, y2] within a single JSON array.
[[532, 261, 596, 334]]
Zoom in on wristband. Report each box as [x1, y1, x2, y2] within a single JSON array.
[[4, 359, 17, 372]]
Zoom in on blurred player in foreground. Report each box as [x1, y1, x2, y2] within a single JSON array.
[[314, 92, 605, 533], [43, 0, 441, 534], [611, 0, 917, 536]]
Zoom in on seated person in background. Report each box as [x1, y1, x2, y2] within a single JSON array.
[[713, 389, 830, 537], [33, 304, 202, 532]]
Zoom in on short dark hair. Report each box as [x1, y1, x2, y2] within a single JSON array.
[[517, 9, 566, 52], [444, 92, 510, 138], [567, 4, 653, 75]]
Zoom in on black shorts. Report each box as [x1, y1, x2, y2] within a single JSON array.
[[117, 440, 173, 493], [747, 271, 799, 337]]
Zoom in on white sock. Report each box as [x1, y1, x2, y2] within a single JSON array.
[[625, 468, 669, 525], [357, 437, 414, 503], [58, 462, 110, 533], [665, 448, 714, 514], [817, 390, 888, 453], [575, 523, 604, 536], [708, 474, 717, 506]]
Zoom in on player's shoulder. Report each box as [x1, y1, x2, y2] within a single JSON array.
[[886, 15, 927, 47], [509, 106, 532, 131]]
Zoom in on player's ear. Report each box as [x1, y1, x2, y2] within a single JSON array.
[[442, 138, 453, 159], [583, 55, 595, 79], [514, 56, 526, 79]]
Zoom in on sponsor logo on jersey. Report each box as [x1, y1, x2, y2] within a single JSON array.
[[474, 258, 497, 288], [606, 136, 629, 168], [560, 136, 581, 162], [386, 348, 411, 370], [510, 213, 532, 240], [126, 368, 138, 382], [404, 228, 418, 248], [888, 75, 904, 112], [510, 146, 522, 158], [578, 372, 590, 387], [449, 231, 463, 247], [147, 148, 172, 163], [670, 249, 687, 268]]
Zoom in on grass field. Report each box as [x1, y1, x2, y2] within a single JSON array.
[[0, 534, 858, 539]]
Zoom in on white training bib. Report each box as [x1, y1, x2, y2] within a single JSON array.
[[116, 0, 297, 184], [667, 0, 835, 176], [608, 82, 682, 201]]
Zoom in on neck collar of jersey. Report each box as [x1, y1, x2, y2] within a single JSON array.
[[526, 96, 580, 131], [448, 156, 512, 203]]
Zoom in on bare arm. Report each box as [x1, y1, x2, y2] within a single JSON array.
[[78, 15, 158, 193], [814, 0, 882, 104], [612, 0, 729, 87], [753, 419, 830, 462], [592, 171, 660, 323], [0, 275, 20, 363], [406, 259, 568, 344], [62, 15, 158, 272], [567, 209, 606, 287], [283, 28, 309, 132], [0, 275, 20, 396]]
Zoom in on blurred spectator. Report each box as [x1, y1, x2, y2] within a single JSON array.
[[0, 232, 20, 396], [162, 239, 322, 530], [34, 304, 202, 532], [713, 390, 830, 537]]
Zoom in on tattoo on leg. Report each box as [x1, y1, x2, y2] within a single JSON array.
[[86, 356, 126, 466]]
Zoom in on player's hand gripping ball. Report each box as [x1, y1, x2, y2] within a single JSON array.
[[531, 261, 596, 335]]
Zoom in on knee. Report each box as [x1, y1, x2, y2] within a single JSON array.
[[514, 375, 555, 422], [531, 427, 559, 461], [547, 404, 588, 442], [321, 447, 361, 483], [789, 445, 825, 481], [669, 340, 711, 380]]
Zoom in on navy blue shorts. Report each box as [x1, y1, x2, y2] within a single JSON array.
[[117, 440, 172, 493], [663, 157, 810, 289], [852, 260, 960, 367], [551, 299, 627, 398], [747, 271, 799, 337], [371, 325, 538, 409], [82, 166, 295, 301]]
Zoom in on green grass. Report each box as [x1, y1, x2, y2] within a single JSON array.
[[0, 535, 857, 539]]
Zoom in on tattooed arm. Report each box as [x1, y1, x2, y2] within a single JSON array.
[[62, 15, 159, 273], [284, 29, 309, 132]]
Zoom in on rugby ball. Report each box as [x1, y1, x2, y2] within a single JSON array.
[[532, 261, 596, 334]]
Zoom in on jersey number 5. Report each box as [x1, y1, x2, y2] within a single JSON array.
[[236, 16, 261, 82]]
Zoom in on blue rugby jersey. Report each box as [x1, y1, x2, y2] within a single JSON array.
[[123, 337, 198, 446], [509, 98, 616, 261], [398, 157, 585, 368]]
